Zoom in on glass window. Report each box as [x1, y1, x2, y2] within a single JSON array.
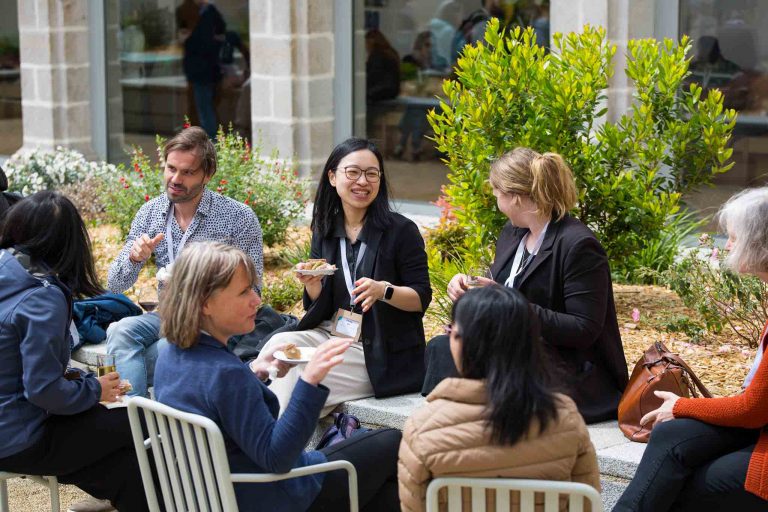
[[680, 0, 768, 184], [105, 0, 250, 165], [355, 0, 550, 202], [0, 0, 21, 155]]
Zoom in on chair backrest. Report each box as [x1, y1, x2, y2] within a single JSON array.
[[127, 396, 240, 512], [426, 477, 604, 512]]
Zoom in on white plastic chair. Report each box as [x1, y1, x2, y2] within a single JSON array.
[[426, 477, 603, 512], [127, 396, 358, 512], [0, 472, 59, 512]]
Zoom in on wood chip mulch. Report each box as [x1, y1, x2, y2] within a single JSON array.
[[90, 225, 755, 399]]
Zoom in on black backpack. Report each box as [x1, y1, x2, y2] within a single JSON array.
[[0, 166, 23, 224]]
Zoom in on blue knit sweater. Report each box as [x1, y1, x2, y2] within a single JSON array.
[[154, 333, 329, 512]]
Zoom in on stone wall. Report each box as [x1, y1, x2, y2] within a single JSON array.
[[17, 0, 94, 156], [249, 0, 335, 176]]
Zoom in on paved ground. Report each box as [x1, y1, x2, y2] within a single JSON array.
[[6, 477, 89, 512]]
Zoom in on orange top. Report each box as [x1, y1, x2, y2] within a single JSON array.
[[673, 322, 768, 500]]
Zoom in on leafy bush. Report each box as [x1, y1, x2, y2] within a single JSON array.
[[662, 234, 768, 347], [262, 273, 304, 312], [104, 127, 310, 247], [5, 146, 119, 195], [428, 21, 734, 282]]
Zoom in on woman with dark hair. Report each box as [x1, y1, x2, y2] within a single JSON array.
[[399, 286, 600, 512], [423, 147, 628, 424], [261, 137, 431, 415], [0, 192, 149, 511]]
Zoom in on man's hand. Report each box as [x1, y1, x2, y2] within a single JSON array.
[[129, 233, 165, 264]]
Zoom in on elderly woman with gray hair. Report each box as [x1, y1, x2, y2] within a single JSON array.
[[615, 187, 768, 512]]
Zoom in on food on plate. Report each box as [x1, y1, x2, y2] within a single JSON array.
[[298, 259, 336, 272], [283, 343, 302, 360], [118, 379, 133, 395]]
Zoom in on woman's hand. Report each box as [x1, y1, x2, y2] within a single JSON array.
[[302, 338, 352, 386], [295, 262, 324, 300], [352, 278, 386, 312], [98, 372, 122, 402], [249, 343, 292, 381], [447, 273, 468, 302], [640, 391, 681, 427]]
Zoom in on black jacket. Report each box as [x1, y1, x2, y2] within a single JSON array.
[[298, 213, 431, 398], [490, 215, 629, 423]]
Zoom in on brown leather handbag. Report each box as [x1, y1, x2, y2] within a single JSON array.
[[618, 340, 712, 442]]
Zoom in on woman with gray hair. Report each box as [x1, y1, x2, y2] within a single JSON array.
[[615, 187, 768, 511]]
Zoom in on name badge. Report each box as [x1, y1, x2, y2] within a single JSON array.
[[331, 308, 363, 343]]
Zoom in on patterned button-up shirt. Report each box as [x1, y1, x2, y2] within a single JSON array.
[[107, 188, 263, 293]]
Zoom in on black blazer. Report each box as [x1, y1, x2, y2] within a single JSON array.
[[297, 213, 432, 398], [490, 215, 629, 423]]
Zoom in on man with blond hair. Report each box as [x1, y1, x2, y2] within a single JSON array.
[[106, 126, 263, 397]]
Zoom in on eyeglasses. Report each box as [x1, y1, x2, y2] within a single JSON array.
[[337, 165, 381, 183]]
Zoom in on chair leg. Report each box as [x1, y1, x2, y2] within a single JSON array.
[[0, 478, 9, 512], [45, 476, 59, 512]]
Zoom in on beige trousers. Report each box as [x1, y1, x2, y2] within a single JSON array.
[[261, 321, 374, 417]]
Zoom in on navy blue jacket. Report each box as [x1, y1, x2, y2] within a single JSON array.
[[72, 293, 142, 348], [154, 333, 329, 512], [0, 249, 101, 459]]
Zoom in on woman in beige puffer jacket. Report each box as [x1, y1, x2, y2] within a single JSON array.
[[398, 286, 600, 512]]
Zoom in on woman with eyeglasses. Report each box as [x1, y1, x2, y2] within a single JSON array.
[[422, 147, 628, 424], [399, 286, 600, 512], [261, 137, 431, 415]]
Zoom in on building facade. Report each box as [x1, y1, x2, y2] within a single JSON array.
[[0, 0, 764, 203]]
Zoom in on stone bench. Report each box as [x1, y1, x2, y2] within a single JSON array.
[[70, 344, 642, 509], [317, 394, 645, 511], [70, 342, 108, 370]]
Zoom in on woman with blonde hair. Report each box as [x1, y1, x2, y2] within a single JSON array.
[[615, 187, 768, 511], [422, 147, 628, 423], [154, 241, 402, 512]]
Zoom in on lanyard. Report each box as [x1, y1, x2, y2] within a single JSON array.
[[339, 238, 367, 308], [165, 205, 194, 264], [504, 223, 549, 288]]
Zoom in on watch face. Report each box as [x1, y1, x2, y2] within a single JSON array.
[[384, 286, 394, 300]]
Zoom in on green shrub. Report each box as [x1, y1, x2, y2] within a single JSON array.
[[428, 20, 734, 282], [662, 234, 768, 347], [104, 127, 310, 247], [262, 274, 304, 312]]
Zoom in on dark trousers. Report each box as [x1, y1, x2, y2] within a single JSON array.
[[309, 429, 401, 512], [0, 405, 149, 512], [614, 418, 767, 512], [421, 335, 459, 396]]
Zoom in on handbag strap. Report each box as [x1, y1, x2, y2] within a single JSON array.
[[661, 352, 712, 398]]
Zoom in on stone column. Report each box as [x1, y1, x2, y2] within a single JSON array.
[[16, 0, 95, 156], [249, 0, 335, 175], [551, 0, 658, 123]]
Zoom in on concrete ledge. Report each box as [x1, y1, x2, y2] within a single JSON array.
[[317, 394, 644, 511], [71, 341, 107, 369]]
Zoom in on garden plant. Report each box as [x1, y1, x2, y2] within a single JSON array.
[[428, 20, 735, 291], [662, 234, 768, 347], [104, 127, 309, 247]]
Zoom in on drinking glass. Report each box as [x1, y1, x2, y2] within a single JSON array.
[[137, 285, 159, 312], [97, 353, 117, 377], [466, 266, 491, 289]]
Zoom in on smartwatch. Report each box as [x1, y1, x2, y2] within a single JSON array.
[[381, 281, 395, 302]]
